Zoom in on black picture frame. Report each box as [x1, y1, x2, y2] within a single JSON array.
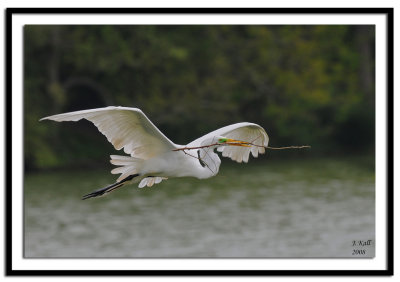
[[5, 7, 394, 276]]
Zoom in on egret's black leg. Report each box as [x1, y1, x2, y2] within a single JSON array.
[[82, 174, 139, 200]]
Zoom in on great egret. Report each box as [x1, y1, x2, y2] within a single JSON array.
[[40, 106, 269, 199]]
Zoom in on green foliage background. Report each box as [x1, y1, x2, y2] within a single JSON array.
[[24, 25, 375, 170]]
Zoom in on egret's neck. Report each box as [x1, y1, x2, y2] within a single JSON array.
[[196, 148, 221, 179]]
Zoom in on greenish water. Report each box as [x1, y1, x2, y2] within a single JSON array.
[[24, 157, 375, 258]]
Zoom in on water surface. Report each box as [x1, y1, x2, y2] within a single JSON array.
[[24, 157, 375, 258]]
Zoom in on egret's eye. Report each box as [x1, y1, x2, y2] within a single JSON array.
[[218, 138, 228, 144]]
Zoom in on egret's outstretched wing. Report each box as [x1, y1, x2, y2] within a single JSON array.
[[40, 106, 177, 159], [188, 122, 269, 163]]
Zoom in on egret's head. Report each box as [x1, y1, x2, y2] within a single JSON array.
[[217, 136, 251, 147]]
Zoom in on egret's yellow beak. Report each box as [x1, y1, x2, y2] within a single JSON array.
[[218, 138, 251, 147]]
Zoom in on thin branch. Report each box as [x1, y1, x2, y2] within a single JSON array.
[[172, 143, 220, 151], [173, 136, 310, 174], [173, 142, 311, 152], [266, 145, 311, 150]]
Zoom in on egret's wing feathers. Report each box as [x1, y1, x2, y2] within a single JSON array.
[[41, 106, 177, 159], [188, 122, 269, 163]]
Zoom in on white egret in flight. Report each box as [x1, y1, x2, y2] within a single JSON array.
[[41, 106, 269, 199]]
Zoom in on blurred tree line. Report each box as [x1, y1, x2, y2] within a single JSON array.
[[24, 25, 375, 170]]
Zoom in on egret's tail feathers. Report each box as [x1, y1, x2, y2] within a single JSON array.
[[82, 173, 139, 200], [110, 155, 143, 182]]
